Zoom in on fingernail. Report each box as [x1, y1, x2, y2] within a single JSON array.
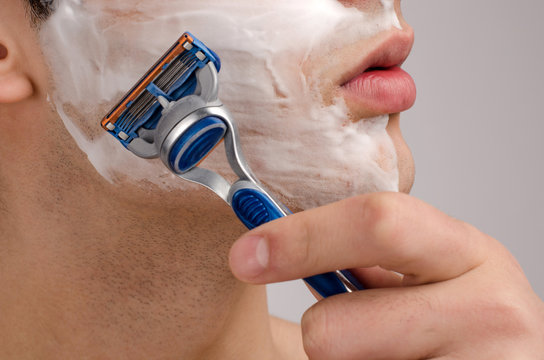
[[230, 235, 269, 280]]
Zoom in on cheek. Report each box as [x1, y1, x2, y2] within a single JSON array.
[[386, 114, 414, 193]]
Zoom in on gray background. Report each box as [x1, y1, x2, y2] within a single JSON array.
[[268, 0, 544, 322]]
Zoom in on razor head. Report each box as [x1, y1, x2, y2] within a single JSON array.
[[101, 32, 221, 147]]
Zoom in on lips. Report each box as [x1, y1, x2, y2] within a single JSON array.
[[339, 30, 416, 116]]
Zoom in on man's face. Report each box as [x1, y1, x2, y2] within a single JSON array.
[[6, 0, 415, 212]]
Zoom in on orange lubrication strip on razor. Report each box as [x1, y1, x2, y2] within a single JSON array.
[[101, 33, 194, 130]]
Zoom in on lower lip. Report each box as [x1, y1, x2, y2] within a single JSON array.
[[341, 66, 416, 114]]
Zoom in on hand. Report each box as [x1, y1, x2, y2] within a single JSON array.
[[229, 192, 544, 359]]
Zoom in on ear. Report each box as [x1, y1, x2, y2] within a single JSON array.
[[0, 0, 36, 105], [0, 39, 34, 104]]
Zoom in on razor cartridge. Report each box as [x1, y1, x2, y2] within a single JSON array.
[[101, 32, 365, 298], [101, 32, 221, 148]]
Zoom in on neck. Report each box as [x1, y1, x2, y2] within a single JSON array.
[[0, 137, 285, 359]]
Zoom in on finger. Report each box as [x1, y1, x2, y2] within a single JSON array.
[[301, 285, 450, 360], [229, 192, 490, 285], [300, 260, 534, 360]]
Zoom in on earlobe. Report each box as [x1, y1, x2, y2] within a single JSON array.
[[0, 42, 34, 104]]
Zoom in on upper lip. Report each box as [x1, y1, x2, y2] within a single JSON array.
[[338, 28, 415, 87]]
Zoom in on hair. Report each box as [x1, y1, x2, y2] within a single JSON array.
[[24, 0, 56, 25]]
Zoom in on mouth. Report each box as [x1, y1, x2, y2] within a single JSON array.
[[338, 29, 416, 117]]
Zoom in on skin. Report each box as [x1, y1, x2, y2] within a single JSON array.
[[0, 0, 542, 359]]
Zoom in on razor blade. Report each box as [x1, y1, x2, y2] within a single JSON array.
[[101, 32, 221, 148]]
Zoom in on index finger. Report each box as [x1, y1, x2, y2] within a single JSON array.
[[229, 192, 490, 286]]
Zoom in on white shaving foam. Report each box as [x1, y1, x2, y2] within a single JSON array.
[[40, 0, 402, 210]]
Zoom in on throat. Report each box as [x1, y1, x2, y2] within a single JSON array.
[[0, 178, 280, 359]]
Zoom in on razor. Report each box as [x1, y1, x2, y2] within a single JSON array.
[[101, 32, 364, 298]]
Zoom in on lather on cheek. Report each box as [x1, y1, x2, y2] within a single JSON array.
[[40, 0, 403, 209]]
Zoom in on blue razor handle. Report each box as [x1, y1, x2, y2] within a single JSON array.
[[229, 182, 365, 298]]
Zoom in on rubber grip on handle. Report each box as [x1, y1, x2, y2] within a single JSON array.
[[231, 187, 364, 298]]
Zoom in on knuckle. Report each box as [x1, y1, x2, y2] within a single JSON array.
[[362, 193, 409, 257], [472, 290, 536, 339], [342, 194, 368, 221], [301, 304, 336, 360]]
